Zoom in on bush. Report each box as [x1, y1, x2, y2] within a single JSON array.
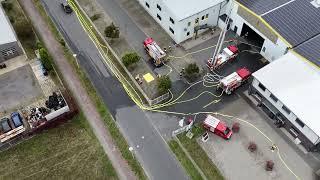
[[59, 38, 66, 47], [185, 63, 199, 81], [104, 23, 119, 39], [157, 76, 171, 94], [232, 122, 240, 133], [122, 52, 140, 67], [14, 19, 34, 40], [90, 14, 101, 21], [1, 1, 13, 11], [39, 47, 53, 71], [265, 160, 274, 171], [248, 142, 257, 152]]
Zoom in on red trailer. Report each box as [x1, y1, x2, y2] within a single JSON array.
[[203, 115, 233, 140]]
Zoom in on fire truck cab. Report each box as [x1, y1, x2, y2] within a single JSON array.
[[218, 67, 251, 95], [203, 115, 233, 140], [207, 45, 239, 70], [143, 37, 166, 67]]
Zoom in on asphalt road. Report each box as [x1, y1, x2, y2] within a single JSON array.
[[41, 0, 188, 179]]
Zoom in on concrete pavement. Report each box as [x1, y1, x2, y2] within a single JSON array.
[[40, 0, 188, 179], [19, 0, 136, 179]]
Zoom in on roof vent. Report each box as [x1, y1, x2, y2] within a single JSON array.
[[311, 0, 320, 8]]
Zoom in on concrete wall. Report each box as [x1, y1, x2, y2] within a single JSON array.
[[138, 0, 225, 43], [252, 78, 320, 145], [0, 41, 23, 63], [219, 3, 288, 62]]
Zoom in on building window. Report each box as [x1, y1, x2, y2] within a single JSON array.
[[195, 18, 199, 24], [262, 47, 266, 52], [269, 94, 278, 102], [157, 4, 161, 11], [205, 14, 209, 18], [169, 27, 174, 34], [282, 105, 291, 114], [258, 83, 266, 91], [157, 14, 162, 21], [187, 22, 191, 26], [201, 15, 205, 20], [295, 118, 305, 128], [170, 17, 175, 24], [145, 2, 150, 8], [187, 32, 190, 36]]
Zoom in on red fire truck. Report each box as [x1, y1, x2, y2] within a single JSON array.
[[207, 45, 239, 70], [143, 37, 166, 67], [217, 67, 251, 95], [203, 115, 233, 140]]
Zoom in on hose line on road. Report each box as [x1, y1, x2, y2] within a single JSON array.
[[67, 1, 301, 179]]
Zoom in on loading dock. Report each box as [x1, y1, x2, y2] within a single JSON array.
[[240, 23, 264, 50]]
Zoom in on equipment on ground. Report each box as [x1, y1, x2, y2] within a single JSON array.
[[217, 67, 251, 95], [143, 37, 166, 67], [207, 45, 239, 70], [203, 115, 233, 140]]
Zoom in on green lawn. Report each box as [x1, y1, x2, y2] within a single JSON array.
[[176, 125, 224, 180], [2, 0, 38, 59], [169, 140, 203, 180], [0, 114, 118, 180]]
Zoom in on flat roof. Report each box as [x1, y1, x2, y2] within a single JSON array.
[[163, 0, 225, 21], [294, 34, 320, 67], [0, 6, 17, 45], [253, 52, 320, 136]]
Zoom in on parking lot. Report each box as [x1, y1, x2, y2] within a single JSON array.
[[198, 96, 316, 180]]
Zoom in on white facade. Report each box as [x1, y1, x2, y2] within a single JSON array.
[[218, 3, 288, 62], [138, 0, 227, 43], [252, 52, 320, 145]]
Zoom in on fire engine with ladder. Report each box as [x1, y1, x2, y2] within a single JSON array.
[[207, 45, 239, 70], [217, 67, 251, 95], [143, 37, 166, 67]]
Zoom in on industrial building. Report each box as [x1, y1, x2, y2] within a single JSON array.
[[0, 6, 23, 62], [249, 52, 320, 151], [138, 0, 228, 43]]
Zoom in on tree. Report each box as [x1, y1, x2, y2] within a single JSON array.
[[1, 1, 13, 11], [122, 52, 140, 67], [157, 76, 171, 94], [184, 63, 200, 81], [39, 48, 53, 71], [104, 23, 119, 39]]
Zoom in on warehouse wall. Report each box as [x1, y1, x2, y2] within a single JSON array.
[[252, 78, 320, 145]]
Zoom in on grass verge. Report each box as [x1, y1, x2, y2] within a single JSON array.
[[0, 114, 118, 179], [177, 125, 224, 180], [169, 140, 203, 180], [33, 0, 147, 179], [2, 0, 37, 59]]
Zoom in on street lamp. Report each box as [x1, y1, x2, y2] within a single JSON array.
[[73, 53, 79, 68]]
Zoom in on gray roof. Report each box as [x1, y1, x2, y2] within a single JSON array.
[[0, 6, 17, 45], [294, 34, 320, 67], [237, 0, 291, 15], [262, 0, 320, 47]]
